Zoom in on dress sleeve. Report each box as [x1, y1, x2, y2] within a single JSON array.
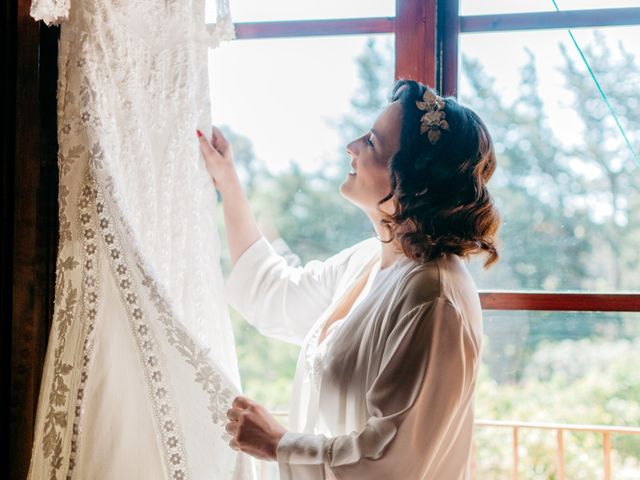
[[226, 237, 370, 345], [30, 0, 70, 25], [276, 298, 481, 479]]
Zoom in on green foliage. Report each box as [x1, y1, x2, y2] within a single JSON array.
[[251, 163, 372, 263], [230, 311, 299, 410], [475, 339, 640, 479]]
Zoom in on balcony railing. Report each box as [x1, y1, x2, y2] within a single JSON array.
[[473, 420, 640, 480], [257, 415, 640, 479]]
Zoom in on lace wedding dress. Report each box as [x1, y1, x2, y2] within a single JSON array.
[[28, 1, 252, 478]]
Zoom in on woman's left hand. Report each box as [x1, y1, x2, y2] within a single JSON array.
[[226, 396, 287, 461]]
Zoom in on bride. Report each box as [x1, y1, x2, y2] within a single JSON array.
[[198, 79, 500, 479]]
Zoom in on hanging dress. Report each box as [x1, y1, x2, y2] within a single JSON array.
[[28, 0, 252, 478]]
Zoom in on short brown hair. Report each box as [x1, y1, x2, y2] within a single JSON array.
[[380, 80, 500, 267]]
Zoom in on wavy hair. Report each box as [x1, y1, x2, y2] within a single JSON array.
[[379, 80, 500, 267]]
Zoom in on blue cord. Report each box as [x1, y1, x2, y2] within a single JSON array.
[[551, 0, 639, 167]]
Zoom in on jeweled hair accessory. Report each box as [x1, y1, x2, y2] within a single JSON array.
[[416, 90, 449, 144]]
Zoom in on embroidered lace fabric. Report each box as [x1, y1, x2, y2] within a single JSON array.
[[28, 1, 252, 478]]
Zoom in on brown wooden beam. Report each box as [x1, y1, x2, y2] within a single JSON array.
[[233, 17, 394, 39], [229, 8, 640, 41], [395, 0, 436, 87], [436, 0, 459, 97], [2, 0, 17, 472], [9, 2, 59, 478], [480, 292, 640, 312], [460, 8, 640, 33]]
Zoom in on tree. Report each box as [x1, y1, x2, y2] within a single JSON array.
[[461, 36, 640, 292], [558, 34, 640, 291]]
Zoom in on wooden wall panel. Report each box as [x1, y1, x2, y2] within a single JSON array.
[[8, 1, 59, 478], [2, 0, 18, 472]]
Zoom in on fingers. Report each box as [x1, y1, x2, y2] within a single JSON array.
[[226, 421, 239, 435], [229, 437, 240, 451], [226, 408, 240, 421], [226, 405, 241, 448], [232, 396, 251, 409], [210, 126, 229, 152], [196, 129, 214, 153]]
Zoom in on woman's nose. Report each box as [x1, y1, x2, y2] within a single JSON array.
[[346, 139, 359, 158]]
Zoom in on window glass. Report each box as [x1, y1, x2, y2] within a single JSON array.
[[460, 0, 640, 16], [206, 28, 640, 480], [475, 310, 640, 479], [220, 0, 395, 23], [459, 26, 640, 291], [209, 34, 395, 410]]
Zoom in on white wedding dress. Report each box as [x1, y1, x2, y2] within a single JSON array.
[[28, 1, 252, 479]]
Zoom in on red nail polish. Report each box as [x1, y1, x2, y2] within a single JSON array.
[[196, 129, 203, 138]]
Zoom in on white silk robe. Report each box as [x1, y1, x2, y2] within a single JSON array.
[[226, 237, 483, 480]]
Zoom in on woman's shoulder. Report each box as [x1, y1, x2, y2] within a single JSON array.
[[395, 260, 441, 311], [395, 254, 477, 313], [349, 236, 380, 256]]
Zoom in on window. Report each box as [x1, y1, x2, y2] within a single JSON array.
[[210, 33, 395, 410], [208, 1, 640, 478], [460, 26, 640, 292], [451, 4, 640, 478]]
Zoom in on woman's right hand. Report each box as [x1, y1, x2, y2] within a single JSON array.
[[197, 126, 238, 193], [197, 126, 261, 264]]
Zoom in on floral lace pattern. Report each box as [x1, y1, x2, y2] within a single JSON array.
[[93, 181, 190, 479], [140, 269, 233, 427], [67, 181, 101, 479], [41, 253, 78, 479], [28, 0, 247, 478]]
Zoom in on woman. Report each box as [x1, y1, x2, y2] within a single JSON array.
[[197, 80, 500, 479]]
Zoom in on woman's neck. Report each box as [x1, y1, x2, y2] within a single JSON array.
[[379, 242, 403, 270], [370, 216, 404, 270]]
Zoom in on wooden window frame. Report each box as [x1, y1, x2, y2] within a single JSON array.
[[228, 1, 640, 313], [479, 292, 640, 312], [460, 7, 640, 33]]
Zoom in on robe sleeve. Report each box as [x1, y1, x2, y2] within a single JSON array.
[[226, 237, 373, 345], [30, 0, 70, 25], [276, 297, 480, 479]]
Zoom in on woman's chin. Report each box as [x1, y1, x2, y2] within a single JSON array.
[[339, 179, 352, 199], [339, 183, 360, 209]]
